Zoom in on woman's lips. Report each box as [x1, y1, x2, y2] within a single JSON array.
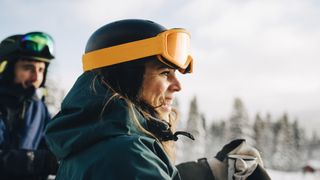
[[161, 104, 172, 112], [161, 100, 173, 111]]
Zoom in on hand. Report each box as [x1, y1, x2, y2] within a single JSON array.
[[215, 139, 263, 166], [207, 139, 270, 180]]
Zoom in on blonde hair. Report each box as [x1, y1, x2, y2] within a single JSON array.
[[161, 111, 178, 162], [92, 73, 178, 162]]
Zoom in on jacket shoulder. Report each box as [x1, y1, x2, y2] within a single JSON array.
[[57, 135, 179, 180]]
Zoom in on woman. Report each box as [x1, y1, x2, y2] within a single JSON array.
[[45, 19, 270, 180]]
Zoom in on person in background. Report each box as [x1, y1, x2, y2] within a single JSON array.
[[45, 19, 270, 180], [0, 32, 58, 180]]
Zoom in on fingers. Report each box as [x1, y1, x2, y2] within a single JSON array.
[[229, 141, 264, 167], [215, 139, 245, 161], [207, 158, 228, 180]]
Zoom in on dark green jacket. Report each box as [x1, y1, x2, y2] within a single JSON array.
[[45, 72, 180, 180]]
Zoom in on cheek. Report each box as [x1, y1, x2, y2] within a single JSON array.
[[38, 73, 44, 82], [14, 71, 28, 83], [141, 79, 167, 104], [151, 82, 166, 97]]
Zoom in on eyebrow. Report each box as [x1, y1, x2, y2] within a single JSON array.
[[20, 63, 45, 70], [21, 64, 35, 68], [156, 63, 174, 70]]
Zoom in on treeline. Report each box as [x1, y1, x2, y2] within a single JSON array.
[[175, 97, 320, 171]]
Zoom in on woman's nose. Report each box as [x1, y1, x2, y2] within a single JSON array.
[[170, 75, 182, 92]]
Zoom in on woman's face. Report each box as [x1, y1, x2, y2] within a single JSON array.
[[140, 60, 182, 121]]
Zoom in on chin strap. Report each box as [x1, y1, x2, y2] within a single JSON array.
[[172, 131, 195, 141], [146, 116, 195, 141]]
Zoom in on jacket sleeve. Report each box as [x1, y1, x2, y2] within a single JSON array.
[[107, 137, 179, 180], [176, 158, 216, 180], [0, 103, 58, 177], [0, 148, 58, 177]]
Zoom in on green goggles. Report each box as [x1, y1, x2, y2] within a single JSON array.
[[20, 32, 55, 59]]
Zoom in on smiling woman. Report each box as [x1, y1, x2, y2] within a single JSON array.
[[44, 19, 271, 180], [140, 60, 182, 121], [45, 19, 194, 180]]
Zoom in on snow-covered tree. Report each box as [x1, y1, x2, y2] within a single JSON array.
[[308, 132, 320, 161], [181, 96, 206, 162], [253, 113, 264, 147], [205, 120, 227, 158], [226, 98, 255, 145], [271, 114, 297, 171], [253, 113, 274, 168], [174, 97, 187, 164], [292, 119, 308, 169]]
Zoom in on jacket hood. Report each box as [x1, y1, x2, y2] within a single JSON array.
[[45, 71, 147, 159]]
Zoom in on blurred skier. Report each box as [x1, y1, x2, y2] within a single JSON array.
[[0, 32, 58, 180]]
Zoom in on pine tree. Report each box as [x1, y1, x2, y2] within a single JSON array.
[[253, 113, 264, 148], [271, 113, 297, 170], [205, 120, 227, 157], [308, 132, 320, 161], [181, 96, 206, 162], [291, 119, 308, 170], [253, 113, 274, 168], [226, 98, 255, 145], [173, 97, 185, 164]]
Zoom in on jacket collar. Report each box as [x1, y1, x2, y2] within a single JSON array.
[[0, 82, 36, 108]]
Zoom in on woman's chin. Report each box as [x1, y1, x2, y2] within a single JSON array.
[[157, 105, 171, 121], [161, 104, 172, 112]]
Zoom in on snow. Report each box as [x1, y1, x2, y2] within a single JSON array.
[[306, 160, 320, 169], [268, 169, 320, 180]]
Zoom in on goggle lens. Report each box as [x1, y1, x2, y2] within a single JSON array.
[[21, 32, 55, 57], [166, 32, 191, 68]]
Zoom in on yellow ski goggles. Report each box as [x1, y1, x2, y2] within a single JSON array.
[[82, 28, 193, 73]]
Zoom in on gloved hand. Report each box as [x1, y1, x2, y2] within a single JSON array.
[[207, 139, 270, 180]]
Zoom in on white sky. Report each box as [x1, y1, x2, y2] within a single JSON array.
[[1, 0, 320, 136]]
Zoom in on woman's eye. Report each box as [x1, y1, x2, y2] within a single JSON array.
[[160, 71, 170, 76]]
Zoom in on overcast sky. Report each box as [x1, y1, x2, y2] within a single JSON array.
[[1, 0, 320, 136]]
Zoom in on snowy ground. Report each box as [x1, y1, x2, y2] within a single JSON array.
[[268, 169, 320, 180]]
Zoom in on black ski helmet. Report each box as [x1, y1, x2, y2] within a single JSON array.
[[85, 19, 166, 54], [84, 19, 167, 101], [0, 32, 55, 87]]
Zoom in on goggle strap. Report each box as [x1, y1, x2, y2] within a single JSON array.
[[82, 36, 162, 71], [20, 56, 51, 63]]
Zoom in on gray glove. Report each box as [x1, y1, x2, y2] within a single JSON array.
[[207, 139, 270, 180]]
